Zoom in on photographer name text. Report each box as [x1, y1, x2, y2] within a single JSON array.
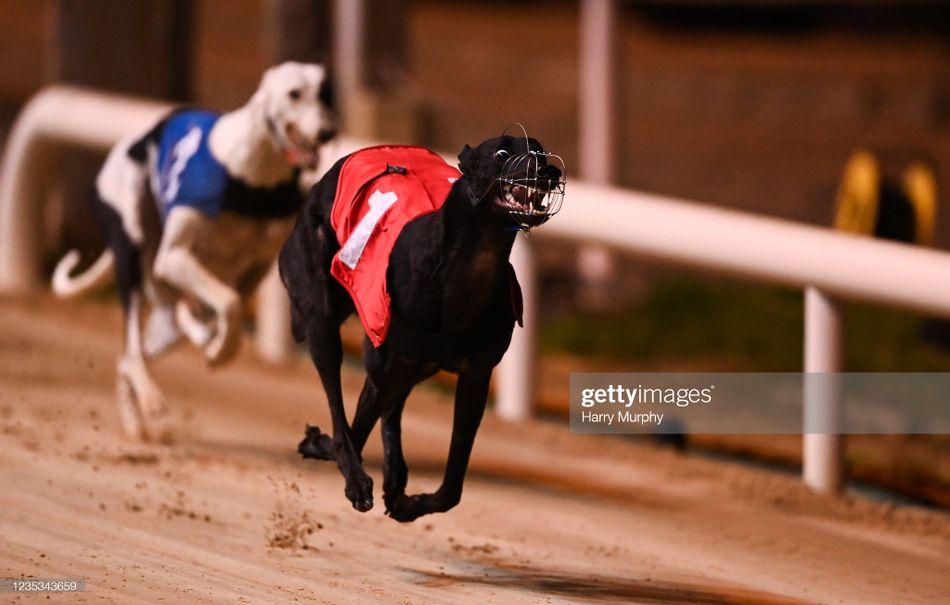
[[578, 384, 714, 427]]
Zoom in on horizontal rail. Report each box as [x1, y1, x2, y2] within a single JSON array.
[[544, 182, 950, 320], [5, 87, 950, 335]]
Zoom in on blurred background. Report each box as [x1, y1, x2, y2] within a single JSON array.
[[1, 0, 948, 505]]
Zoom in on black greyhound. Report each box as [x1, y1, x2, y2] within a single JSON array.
[[278, 134, 564, 522]]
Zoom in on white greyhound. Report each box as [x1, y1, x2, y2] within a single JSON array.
[[51, 61, 336, 439]]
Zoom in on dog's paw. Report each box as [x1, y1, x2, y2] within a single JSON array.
[[117, 358, 168, 421], [139, 387, 168, 419], [116, 377, 147, 441], [205, 311, 241, 366], [144, 307, 182, 358], [383, 487, 406, 514], [298, 425, 334, 460], [344, 473, 374, 513], [175, 300, 213, 348], [385, 493, 434, 523]]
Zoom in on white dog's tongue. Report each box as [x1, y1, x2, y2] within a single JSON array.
[[284, 147, 319, 170]]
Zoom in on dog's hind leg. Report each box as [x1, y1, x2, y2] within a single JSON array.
[[299, 365, 414, 461], [91, 176, 167, 438], [113, 225, 167, 434], [299, 376, 380, 461], [299, 355, 427, 514], [116, 288, 167, 438], [298, 425, 334, 460], [304, 316, 374, 512], [143, 303, 182, 358], [117, 291, 167, 438], [386, 370, 490, 522]]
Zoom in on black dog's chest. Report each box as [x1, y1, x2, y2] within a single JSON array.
[[385, 257, 520, 367], [377, 210, 522, 367]]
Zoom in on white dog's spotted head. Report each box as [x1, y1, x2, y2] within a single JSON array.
[[254, 61, 336, 170]]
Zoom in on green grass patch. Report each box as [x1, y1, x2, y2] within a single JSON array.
[[541, 278, 950, 372]]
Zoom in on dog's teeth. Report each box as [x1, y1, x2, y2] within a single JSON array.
[[506, 193, 515, 203]]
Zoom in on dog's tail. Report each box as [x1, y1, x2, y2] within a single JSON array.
[[51, 249, 115, 299]]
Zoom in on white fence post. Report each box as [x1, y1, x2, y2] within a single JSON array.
[[803, 286, 844, 493], [495, 236, 537, 421], [578, 0, 616, 184], [333, 0, 364, 133], [576, 0, 618, 310], [255, 263, 294, 364]]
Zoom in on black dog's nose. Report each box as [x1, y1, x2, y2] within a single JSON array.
[[318, 128, 337, 143], [538, 164, 561, 180]]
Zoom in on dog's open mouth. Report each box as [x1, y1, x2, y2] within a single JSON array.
[[283, 127, 320, 170], [490, 148, 566, 228], [495, 182, 553, 214]]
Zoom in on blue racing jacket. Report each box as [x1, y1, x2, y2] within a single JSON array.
[[130, 108, 303, 222]]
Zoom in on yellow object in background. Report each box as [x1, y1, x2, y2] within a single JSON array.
[[904, 162, 937, 246], [833, 150, 938, 246], [833, 150, 880, 236]]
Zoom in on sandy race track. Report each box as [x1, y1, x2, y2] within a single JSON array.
[[1, 297, 948, 604]]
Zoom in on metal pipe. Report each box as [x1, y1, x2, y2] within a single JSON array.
[[803, 287, 844, 493]]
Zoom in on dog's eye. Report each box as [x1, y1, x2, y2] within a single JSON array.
[[288, 88, 302, 101], [494, 150, 510, 163]]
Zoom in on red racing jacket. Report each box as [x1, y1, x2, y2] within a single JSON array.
[[330, 146, 461, 347]]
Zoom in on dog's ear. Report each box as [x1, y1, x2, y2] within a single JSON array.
[[318, 72, 335, 112], [458, 145, 476, 175]]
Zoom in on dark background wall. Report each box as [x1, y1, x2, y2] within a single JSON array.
[[407, 1, 949, 242], [1, 0, 947, 243]]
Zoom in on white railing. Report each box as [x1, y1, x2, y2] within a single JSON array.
[[5, 86, 950, 494], [501, 182, 950, 493], [0, 86, 172, 292]]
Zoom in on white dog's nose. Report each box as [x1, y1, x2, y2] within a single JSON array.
[[318, 127, 337, 143]]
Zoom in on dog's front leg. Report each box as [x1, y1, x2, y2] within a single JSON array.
[[381, 396, 410, 514], [153, 208, 242, 365], [387, 370, 490, 522]]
